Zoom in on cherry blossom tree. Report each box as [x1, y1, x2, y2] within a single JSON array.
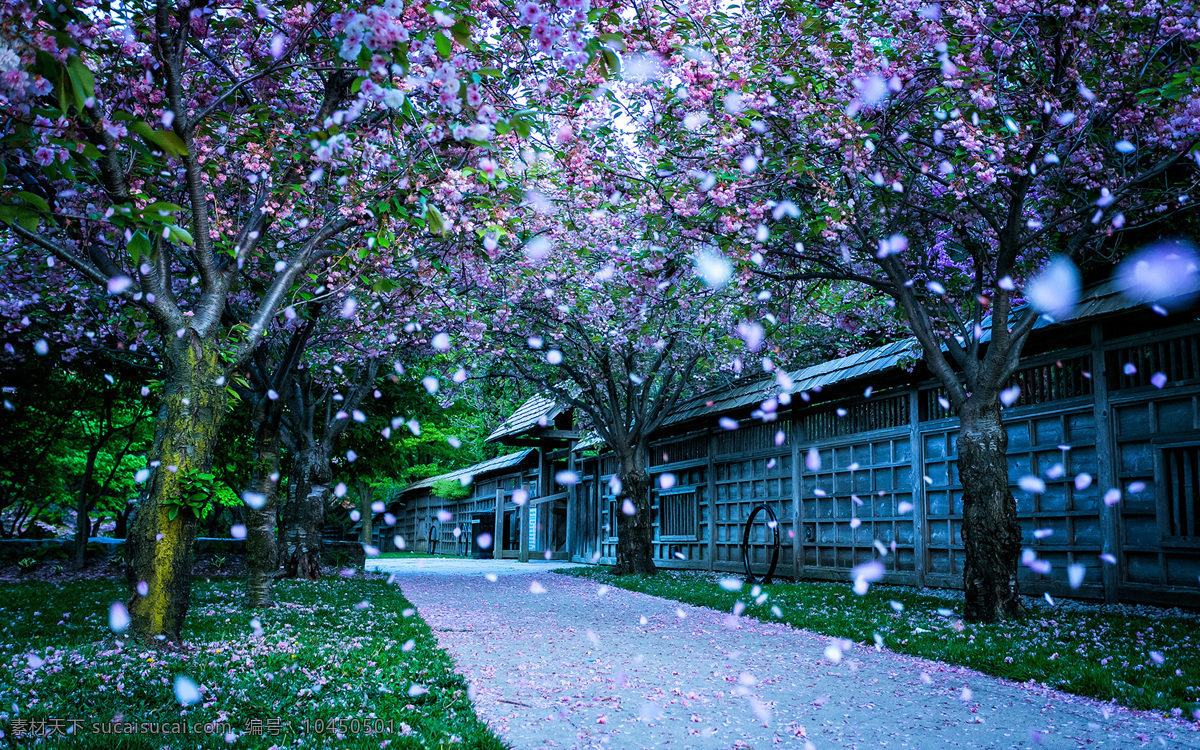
[[0, 0, 619, 640], [437, 165, 777, 573], [599, 0, 1200, 617]]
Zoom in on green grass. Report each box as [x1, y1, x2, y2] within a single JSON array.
[[0, 575, 505, 749], [373, 552, 466, 560], [560, 567, 1200, 720]]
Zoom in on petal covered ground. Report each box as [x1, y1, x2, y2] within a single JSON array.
[[391, 566, 1199, 750]]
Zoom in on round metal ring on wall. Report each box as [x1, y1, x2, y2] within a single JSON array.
[[741, 503, 780, 585]]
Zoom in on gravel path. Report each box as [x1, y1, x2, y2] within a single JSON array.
[[395, 569, 1198, 750]]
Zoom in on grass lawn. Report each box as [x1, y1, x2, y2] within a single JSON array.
[[0, 574, 505, 749], [560, 567, 1200, 720]]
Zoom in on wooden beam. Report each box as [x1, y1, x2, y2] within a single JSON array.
[[566, 451, 577, 560], [1091, 322, 1120, 603], [909, 387, 926, 588], [519, 484, 530, 563], [495, 488, 505, 561], [707, 429, 717, 572], [537, 429, 582, 440], [792, 436, 801, 582]]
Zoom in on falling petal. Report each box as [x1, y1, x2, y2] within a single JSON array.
[[1018, 476, 1046, 493], [108, 602, 130, 633], [174, 675, 201, 706], [694, 247, 733, 288], [1116, 240, 1200, 307], [107, 276, 134, 295], [1025, 256, 1080, 320], [805, 447, 821, 472], [1067, 563, 1085, 589]]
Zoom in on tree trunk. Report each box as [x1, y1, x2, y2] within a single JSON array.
[[359, 483, 374, 547], [115, 502, 129, 539], [958, 398, 1022, 622], [125, 334, 227, 643], [280, 444, 330, 580], [73, 497, 91, 570], [610, 457, 656, 576], [73, 442, 103, 570], [245, 416, 282, 609]]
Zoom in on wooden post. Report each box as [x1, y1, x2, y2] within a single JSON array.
[[537, 439, 553, 557], [495, 488, 505, 560], [1091, 322, 1120, 603], [792, 439, 801, 582], [566, 450, 577, 560], [519, 483, 530, 563], [706, 429, 717, 571], [909, 388, 926, 588]]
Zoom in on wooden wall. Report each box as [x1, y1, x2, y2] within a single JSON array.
[[569, 320, 1200, 608]]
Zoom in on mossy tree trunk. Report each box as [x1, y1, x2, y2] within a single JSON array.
[[279, 359, 378, 580], [245, 415, 282, 608], [281, 441, 330, 580], [958, 398, 1022, 622], [242, 317, 318, 608], [611, 447, 657, 576], [126, 332, 227, 643], [358, 480, 374, 548]]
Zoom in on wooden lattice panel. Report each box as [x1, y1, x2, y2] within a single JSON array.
[[798, 431, 915, 577], [922, 406, 1105, 596], [1112, 391, 1200, 589], [712, 451, 794, 574]]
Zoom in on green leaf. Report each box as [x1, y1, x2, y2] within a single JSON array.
[[129, 121, 188, 156], [65, 56, 94, 110], [143, 201, 183, 216], [165, 224, 194, 246], [167, 505, 179, 521], [478, 67, 504, 77], [15, 191, 49, 212], [435, 32, 452, 59], [426, 205, 446, 234], [450, 22, 476, 51], [127, 231, 151, 265], [494, 119, 511, 135], [600, 48, 621, 78]]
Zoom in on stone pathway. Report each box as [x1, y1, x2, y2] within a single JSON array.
[[380, 563, 1198, 749]]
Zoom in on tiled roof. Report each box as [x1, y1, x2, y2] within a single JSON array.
[[486, 393, 563, 443], [400, 449, 534, 495]]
